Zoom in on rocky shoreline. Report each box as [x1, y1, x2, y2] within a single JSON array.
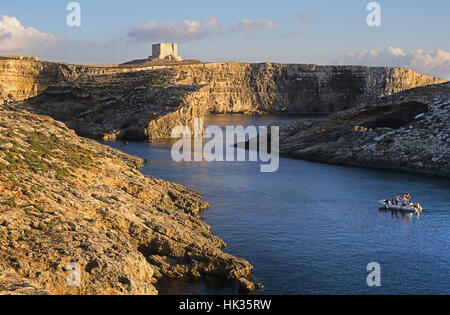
[[0, 58, 443, 141], [0, 106, 252, 295], [276, 82, 450, 178], [0, 56, 448, 294]]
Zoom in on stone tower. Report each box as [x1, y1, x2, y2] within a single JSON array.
[[151, 43, 182, 61]]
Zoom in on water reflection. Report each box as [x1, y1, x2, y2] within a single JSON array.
[[379, 208, 415, 225]]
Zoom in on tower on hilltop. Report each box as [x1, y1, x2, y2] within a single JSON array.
[[151, 43, 182, 61]]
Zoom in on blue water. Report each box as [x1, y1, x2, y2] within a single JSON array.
[[102, 114, 450, 295]]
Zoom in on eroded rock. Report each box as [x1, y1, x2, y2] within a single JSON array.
[[277, 82, 450, 177], [3, 58, 442, 141], [0, 106, 252, 295]]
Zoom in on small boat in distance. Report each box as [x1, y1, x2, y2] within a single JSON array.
[[378, 200, 423, 214]]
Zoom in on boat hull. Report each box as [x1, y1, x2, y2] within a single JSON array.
[[378, 200, 422, 213]]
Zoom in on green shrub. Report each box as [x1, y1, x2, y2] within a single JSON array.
[[4, 197, 16, 207]]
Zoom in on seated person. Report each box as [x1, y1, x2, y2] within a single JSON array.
[[402, 193, 411, 205]]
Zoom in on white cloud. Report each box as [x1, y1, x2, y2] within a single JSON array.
[[128, 17, 222, 42], [0, 15, 147, 64], [0, 15, 60, 54], [128, 17, 280, 41], [232, 18, 279, 34], [340, 47, 450, 79]]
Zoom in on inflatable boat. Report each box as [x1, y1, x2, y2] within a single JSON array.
[[378, 200, 423, 214]]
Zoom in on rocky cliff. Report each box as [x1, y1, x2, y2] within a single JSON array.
[[20, 69, 201, 140], [0, 59, 100, 102], [276, 82, 450, 178], [0, 106, 252, 295], [173, 62, 445, 113], [0, 57, 175, 103], [2, 58, 442, 140]]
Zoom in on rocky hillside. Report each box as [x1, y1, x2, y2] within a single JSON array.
[[276, 82, 450, 178], [2, 57, 443, 140], [0, 106, 252, 295], [0, 57, 179, 103], [173, 63, 445, 114], [0, 58, 106, 102], [21, 69, 202, 140]]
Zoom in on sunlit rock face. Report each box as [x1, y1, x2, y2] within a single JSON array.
[[0, 57, 444, 140], [0, 106, 252, 295], [173, 63, 445, 114]]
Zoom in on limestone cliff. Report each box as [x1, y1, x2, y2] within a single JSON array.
[[2, 57, 442, 140], [0, 57, 175, 103], [146, 63, 444, 139], [0, 106, 252, 295], [0, 59, 103, 102], [172, 62, 445, 114]]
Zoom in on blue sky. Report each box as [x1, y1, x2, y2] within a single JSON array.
[[1, 0, 449, 77]]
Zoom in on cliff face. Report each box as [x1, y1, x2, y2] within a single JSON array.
[[173, 62, 445, 114], [0, 59, 103, 102], [145, 63, 444, 139], [276, 82, 450, 178], [21, 69, 201, 140], [0, 58, 172, 103], [3, 58, 444, 140], [0, 106, 252, 295], [0, 59, 51, 102]]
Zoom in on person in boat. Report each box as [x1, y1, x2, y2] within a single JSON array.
[[395, 195, 402, 205], [402, 193, 411, 205]]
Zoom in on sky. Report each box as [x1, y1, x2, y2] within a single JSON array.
[[0, 0, 449, 78]]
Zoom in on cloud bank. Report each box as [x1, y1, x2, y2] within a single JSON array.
[[0, 15, 283, 63], [128, 17, 280, 42], [340, 47, 450, 79], [0, 15, 60, 55], [5, 14, 446, 81], [128, 17, 222, 42], [232, 18, 279, 33]]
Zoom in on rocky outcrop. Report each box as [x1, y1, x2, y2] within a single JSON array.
[[4, 57, 443, 140], [0, 106, 252, 295], [276, 82, 450, 178], [21, 69, 203, 140], [0, 59, 104, 102], [0, 57, 183, 103], [173, 63, 445, 114]]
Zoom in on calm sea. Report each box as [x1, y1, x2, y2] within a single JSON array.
[[102, 114, 450, 295]]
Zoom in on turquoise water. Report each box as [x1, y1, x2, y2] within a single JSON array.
[[102, 114, 450, 295]]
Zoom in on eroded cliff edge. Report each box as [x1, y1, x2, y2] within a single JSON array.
[[276, 82, 450, 178], [0, 106, 252, 295], [1, 58, 443, 140]]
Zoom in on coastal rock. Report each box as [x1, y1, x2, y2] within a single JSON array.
[[238, 277, 255, 292], [0, 58, 187, 103], [0, 57, 442, 140], [0, 106, 252, 294], [277, 82, 450, 178]]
